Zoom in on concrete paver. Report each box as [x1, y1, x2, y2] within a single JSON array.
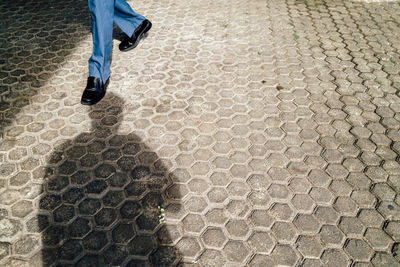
[[1, 0, 400, 266]]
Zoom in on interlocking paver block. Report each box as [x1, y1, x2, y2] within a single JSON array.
[[201, 227, 227, 249], [297, 235, 323, 258], [344, 239, 374, 262], [271, 244, 299, 266], [223, 241, 251, 264]]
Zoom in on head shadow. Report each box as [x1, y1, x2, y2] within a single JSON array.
[[38, 93, 182, 266]]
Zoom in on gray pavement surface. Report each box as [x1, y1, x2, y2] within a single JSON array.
[[1, 0, 400, 266]]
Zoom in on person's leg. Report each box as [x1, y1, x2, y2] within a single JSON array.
[[88, 0, 114, 82], [114, 0, 146, 37], [115, 0, 152, 52]]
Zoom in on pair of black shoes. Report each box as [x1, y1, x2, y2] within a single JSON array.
[[81, 19, 152, 106]]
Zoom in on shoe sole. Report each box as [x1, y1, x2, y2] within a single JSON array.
[[120, 23, 152, 52], [81, 79, 109, 106]]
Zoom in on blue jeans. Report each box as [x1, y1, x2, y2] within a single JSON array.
[[88, 0, 145, 82]]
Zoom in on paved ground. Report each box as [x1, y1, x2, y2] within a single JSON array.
[[1, 0, 400, 266]]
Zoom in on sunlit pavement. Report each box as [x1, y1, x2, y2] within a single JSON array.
[[1, 0, 400, 266]]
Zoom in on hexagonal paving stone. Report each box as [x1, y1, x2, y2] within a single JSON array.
[[62, 187, 85, 204], [271, 221, 298, 243], [329, 180, 353, 197], [0, 242, 10, 261], [82, 230, 108, 251], [358, 209, 384, 228], [176, 237, 202, 258], [268, 167, 291, 183], [201, 227, 227, 248], [70, 171, 92, 185], [205, 208, 228, 226], [314, 206, 340, 225], [42, 226, 65, 247], [112, 223, 136, 244], [184, 196, 208, 213], [333, 196, 359, 216], [197, 249, 226, 266], [136, 210, 160, 232], [191, 162, 210, 176], [40, 194, 62, 211], [268, 183, 291, 200], [78, 198, 101, 215], [12, 235, 39, 256], [53, 204, 75, 223], [248, 254, 275, 266], [226, 219, 250, 238], [26, 214, 49, 233], [371, 252, 399, 266], [187, 178, 209, 194], [11, 200, 33, 218], [294, 214, 321, 234], [85, 179, 108, 194], [47, 175, 70, 192], [128, 235, 156, 256], [103, 244, 129, 266], [68, 217, 91, 238], [156, 223, 181, 246], [131, 165, 151, 179], [149, 246, 179, 266], [9, 172, 30, 187], [351, 190, 377, 208], [58, 239, 83, 261], [207, 187, 228, 203], [164, 203, 186, 221], [102, 190, 125, 207], [125, 181, 147, 198], [247, 231, 275, 254], [226, 199, 250, 218], [108, 172, 129, 187], [182, 213, 205, 234], [271, 244, 299, 266], [249, 210, 274, 229], [320, 248, 350, 267], [307, 170, 332, 187], [309, 187, 335, 205], [344, 239, 374, 262], [209, 172, 231, 186], [339, 217, 365, 237], [291, 194, 316, 213], [320, 225, 345, 247], [364, 228, 393, 251], [94, 208, 117, 227], [301, 258, 324, 267], [227, 181, 251, 197], [385, 221, 400, 241], [248, 191, 271, 207], [247, 174, 271, 190], [223, 241, 251, 263], [296, 235, 323, 258], [269, 202, 294, 221], [377, 201, 400, 221]]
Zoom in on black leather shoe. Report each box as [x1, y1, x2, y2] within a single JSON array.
[[81, 77, 109, 105], [119, 19, 152, 52]]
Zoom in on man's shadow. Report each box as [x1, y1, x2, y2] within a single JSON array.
[[38, 93, 181, 266]]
